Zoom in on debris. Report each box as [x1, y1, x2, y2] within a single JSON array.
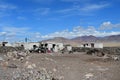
[[1, 61, 8, 68], [17, 52, 27, 57], [111, 55, 119, 61], [52, 77, 59, 80], [27, 65, 34, 69], [7, 64, 17, 68], [0, 57, 4, 61], [24, 61, 36, 69], [0, 46, 24, 53], [85, 73, 94, 79], [12, 68, 55, 80], [86, 49, 105, 57], [53, 68, 57, 72]]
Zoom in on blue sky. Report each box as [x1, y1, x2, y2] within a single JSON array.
[[0, 0, 120, 42]]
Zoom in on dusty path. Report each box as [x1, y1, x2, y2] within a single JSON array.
[[0, 52, 120, 80]]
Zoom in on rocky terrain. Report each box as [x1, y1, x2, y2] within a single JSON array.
[[0, 46, 120, 80]]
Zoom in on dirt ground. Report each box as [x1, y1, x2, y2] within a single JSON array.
[[0, 52, 120, 80]]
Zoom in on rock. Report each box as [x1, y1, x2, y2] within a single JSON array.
[[32, 63, 36, 68], [0, 46, 24, 53], [27, 65, 33, 69], [52, 77, 59, 80], [1, 61, 8, 68], [26, 63, 36, 69], [53, 68, 57, 72], [85, 73, 94, 79], [6, 51, 29, 61], [12, 68, 54, 80], [7, 52, 13, 58], [111, 55, 119, 61], [0, 57, 4, 61], [19, 57, 24, 61], [58, 76, 64, 80], [17, 52, 27, 57], [7, 64, 17, 68]]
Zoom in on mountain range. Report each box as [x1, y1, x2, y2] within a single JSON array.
[[41, 34, 120, 46]]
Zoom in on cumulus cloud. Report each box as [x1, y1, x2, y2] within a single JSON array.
[[1, 22, 120, 42], [0, 27, 43, 42], [100, 21, 120, 30], [41, 23, 120, 39], [0, 27, 30, 41]]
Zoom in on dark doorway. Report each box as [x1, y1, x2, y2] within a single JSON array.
[[33, 45, 37, 49], [91, 43, 94, 48], [53, 44, 56, 48]]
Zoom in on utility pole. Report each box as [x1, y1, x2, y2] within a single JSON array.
[[25, 37, 27, 43]]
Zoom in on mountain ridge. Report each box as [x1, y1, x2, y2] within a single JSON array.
[[41, 34, 120, 46]]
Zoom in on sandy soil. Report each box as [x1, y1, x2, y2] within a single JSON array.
[[0, 52, 120, 80]]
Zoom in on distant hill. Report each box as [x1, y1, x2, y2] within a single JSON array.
[[41, 34, 120, 46], [71, 35, 99, 42], [71, 34, 120, 42], [102, 34, 120, 42], [42, 37, 70, 43]]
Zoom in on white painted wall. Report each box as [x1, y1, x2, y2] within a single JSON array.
[[94, 43, 103, 48], [67, 46, 72, 51], [80, 43, 103, 48], [12, 42, 40, 50], [5, 43, 12, 46], [47, 43, 53, 50], [42, 41, 64, 52], [56, 43, 64, 50], [23, 42, 40, 50]]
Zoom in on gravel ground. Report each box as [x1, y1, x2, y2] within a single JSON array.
[[0, 52, 120, 80]]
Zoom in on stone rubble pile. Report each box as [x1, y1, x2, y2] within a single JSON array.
[[86, 48, 120, 61], [6, 50, 30, 60], [12, 68, 58, 80], [0, 46, 24, 53]]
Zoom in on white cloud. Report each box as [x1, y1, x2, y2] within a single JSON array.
[[17, 16, 27, 20], [41, 29, 73, 39], [0, 32, 7, 36], [55, 2, 109, 17], [0, 3, 17, 11], [41, 24, 120, 39], [0, 3, 17, 17], [34, 32, 41, 38], [2, 27, 30, 33], [100, 21, 120, 30], [34, 8, 50, 15], [81, 3, 109, 11], [0, 27, 43, 42], [0, 27, 30, 41], [55, 6, 87, 17], [56, 8, 75, 14], [1, 22, 120, 42]]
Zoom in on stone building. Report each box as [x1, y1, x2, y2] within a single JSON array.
[[80, 42, 103, 48]]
